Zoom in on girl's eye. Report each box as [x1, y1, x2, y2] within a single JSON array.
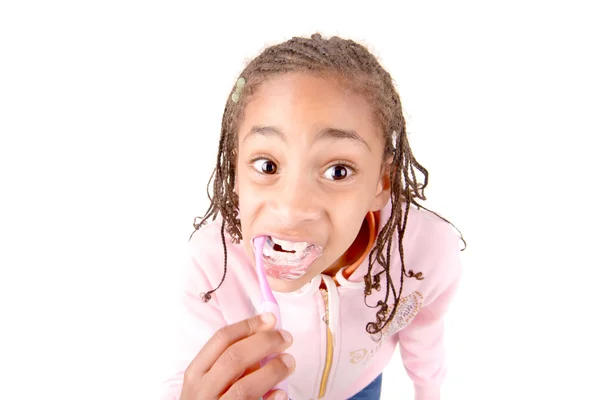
[[252, 159, 278, 174], [324, 164, 354, 181]]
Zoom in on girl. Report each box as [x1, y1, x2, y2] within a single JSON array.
[[161, 33, 464, 400]]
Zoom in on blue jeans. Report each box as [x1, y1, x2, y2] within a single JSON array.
[[348, 374, 382, 399]]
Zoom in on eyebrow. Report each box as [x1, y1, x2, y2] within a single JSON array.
[[244, 126, 371, 151]]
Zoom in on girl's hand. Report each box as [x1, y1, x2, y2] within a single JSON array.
[[180, 312, 295, 400]]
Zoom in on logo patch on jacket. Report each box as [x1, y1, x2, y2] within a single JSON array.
[[370, 291, 423, 342]]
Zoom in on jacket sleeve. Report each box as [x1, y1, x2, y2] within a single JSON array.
[[159, 249, 227, 400], [396, 226, 463, 400]]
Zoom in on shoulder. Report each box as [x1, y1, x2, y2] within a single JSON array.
[[185, 217, 254, 294], [406, 204, 461, 257], [187, 217, 228, 270], [386, 203, 463, 301], [378, 201, 462, 260]]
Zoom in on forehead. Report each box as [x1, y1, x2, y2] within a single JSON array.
[[238, 72, 383, 146]]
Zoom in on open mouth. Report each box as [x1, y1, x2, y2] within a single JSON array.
[[262, 236, 316, 264], [258, 236, 323, 280], [273, 243, 293, 253]]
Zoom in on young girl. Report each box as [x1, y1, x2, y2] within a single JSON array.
[[161, 33, 464, 400]]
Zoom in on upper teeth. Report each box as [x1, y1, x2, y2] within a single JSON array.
[[270, 237, 311, 252]]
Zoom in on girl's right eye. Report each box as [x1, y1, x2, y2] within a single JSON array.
[[251, 158, 278, 175]]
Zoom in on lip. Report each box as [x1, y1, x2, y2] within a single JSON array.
[[251, 233, 324, 277], [260, 242, 324, 280]]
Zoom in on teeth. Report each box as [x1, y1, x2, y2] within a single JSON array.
[[270, 237, 311, 252], [263, 241, 276, 257], [271, 237, 310, 252]]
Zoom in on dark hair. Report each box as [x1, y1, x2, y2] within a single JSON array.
[[192, 33, 465, 334]]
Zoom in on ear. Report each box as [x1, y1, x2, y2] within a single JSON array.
[[370, 158, 392, 212]]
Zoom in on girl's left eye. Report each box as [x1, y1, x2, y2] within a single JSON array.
[[324, 164, 354, 181]]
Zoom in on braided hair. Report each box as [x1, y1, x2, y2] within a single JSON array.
[[192, 33, 465, 334]]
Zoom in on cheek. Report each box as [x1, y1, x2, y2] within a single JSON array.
[[328, 185, 374, 212], [237, 177, 260, 202], [236, 178, 264, 224], [329, 201, 368, 235]]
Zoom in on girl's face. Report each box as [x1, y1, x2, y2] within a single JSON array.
[[236, 72, 390, 293]]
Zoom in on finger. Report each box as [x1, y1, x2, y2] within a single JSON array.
[[205, 330, 293, 396], [264, 389, 289, 400], [221, 353, 295, 400], [187, 312, 276, 375], [242, 361, 261, 378]]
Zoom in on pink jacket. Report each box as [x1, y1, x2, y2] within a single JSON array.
[[160, 202, 462, 399]]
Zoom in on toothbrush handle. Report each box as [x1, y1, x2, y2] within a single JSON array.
[[259, 301, 288, 393], [260, 301, 282, 329]]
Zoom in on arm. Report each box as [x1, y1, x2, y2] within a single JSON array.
[[397, 229, 462, 400], [397, 276, 460, 400], [159, 251, 227, 400]]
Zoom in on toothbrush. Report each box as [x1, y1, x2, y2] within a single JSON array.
[[253, 236, 289, 395]]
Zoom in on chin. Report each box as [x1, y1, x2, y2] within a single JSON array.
[[267, 272, 316, 293]]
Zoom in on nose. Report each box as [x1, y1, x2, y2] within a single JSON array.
[[270, 173, 321, 228]]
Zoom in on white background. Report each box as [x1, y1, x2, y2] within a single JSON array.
[[1, 1, 599, 399]]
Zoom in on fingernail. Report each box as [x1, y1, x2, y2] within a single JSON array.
[[280, 353, 295, 369], [261, 312, 275, 324], [275, 391, 288, 400], [279, 330, 292, 343]]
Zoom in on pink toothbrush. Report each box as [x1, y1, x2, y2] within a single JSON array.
[[253, 236, 289, 395]]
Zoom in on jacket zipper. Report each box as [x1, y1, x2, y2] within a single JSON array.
[[318, 288, 334, 398]]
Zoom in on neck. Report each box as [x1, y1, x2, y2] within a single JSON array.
[[323, 214, 372, 277]]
